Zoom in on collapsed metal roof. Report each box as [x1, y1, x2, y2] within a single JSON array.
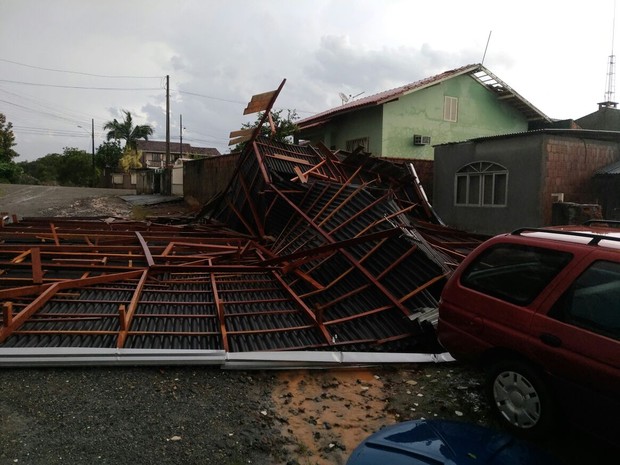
[[0, 81, 485, 366]]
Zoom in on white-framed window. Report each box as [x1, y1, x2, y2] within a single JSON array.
[[455, 162, 508, 207], [346, 137, 369, 152], [444, 96, 458, 122]]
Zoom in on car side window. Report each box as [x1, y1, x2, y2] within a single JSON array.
[[550, 260, 620, 341], [461, 244, 573, 306]]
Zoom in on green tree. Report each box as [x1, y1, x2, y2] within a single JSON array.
[[95, 140, 123, 171], [233, 109, 299, 152], [0, 113, 18, 163], [103, 110, 153, 152], [58, 147, 95, 186], [0, 161, 23, 183], [18, 148, 95, 186], [19, 153, 62, 184]]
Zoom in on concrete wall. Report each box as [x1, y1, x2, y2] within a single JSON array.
[[183, 154, 240, 207], [434, 135, 544, 235], [300, 106, 384, 154], [299, 74, 529, 160], [112, 172, 137, 190], [382, 74, 528, 159], [135, 170, 155, 194], [434, 133, 620, 235], [172, 165, 183, 196]]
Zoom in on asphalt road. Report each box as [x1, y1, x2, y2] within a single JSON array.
[[0, 184, 135, 218]]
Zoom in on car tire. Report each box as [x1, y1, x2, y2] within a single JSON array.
[[486, 359, 554, 437]]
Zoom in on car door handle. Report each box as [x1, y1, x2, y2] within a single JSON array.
[[540, 333, 562, 347]]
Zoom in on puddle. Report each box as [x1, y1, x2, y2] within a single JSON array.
[[271, 368, 397, 465]]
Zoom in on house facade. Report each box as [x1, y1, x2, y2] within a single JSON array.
[[433, 130, 620, 235], [296, 64, 550, 159], [135, 140, 220, 169]]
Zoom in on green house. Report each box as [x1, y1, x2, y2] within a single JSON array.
[[296, 64, 550, 159]]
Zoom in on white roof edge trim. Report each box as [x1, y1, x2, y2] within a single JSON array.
[[0, 349, 455, 368]]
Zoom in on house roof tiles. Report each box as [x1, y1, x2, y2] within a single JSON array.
[[297, 63, 550, 130], [136, 140, 220, 156]]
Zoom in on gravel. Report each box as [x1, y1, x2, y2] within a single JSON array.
[[0, 185, 616, 464], [0, 367, 280, 465]]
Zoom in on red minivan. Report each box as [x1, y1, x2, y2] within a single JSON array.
[[437, 225, 620, 441]]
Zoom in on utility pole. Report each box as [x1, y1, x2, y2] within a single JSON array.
[[91, 118, 95, 185], [165, 75, 170, 166], [179, 114, 183, 158], [163, 74, 171, 195]]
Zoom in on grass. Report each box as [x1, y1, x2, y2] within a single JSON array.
[[131, 205, 150, 220]]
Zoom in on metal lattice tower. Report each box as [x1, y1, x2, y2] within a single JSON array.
[[605, 54, 616, 104], [602, 2, 618, 108]]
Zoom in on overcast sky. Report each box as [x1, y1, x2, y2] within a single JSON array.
[[1, 0, 617, 161]]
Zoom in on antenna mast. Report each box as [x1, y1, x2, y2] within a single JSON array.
[[482, 31, 492, 65], [602, 2, 618, 108]]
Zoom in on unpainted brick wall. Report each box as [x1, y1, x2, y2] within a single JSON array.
[[541, 138, 620, 224]]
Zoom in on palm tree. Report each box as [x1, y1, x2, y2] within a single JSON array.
[[103, 110, 153, 151]]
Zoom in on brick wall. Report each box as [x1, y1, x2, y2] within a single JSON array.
[[411, 159, 434, 202], [383, 157, 434, 203], [541, 137, 620, 224]]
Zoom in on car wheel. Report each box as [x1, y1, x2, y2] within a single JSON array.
[[487, 360, 554, 437]]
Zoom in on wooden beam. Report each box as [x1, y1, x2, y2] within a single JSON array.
[[243, 90, 277, 115], [0, 270, 145, 343], [116, 269, 149, 348], [229, 128, 254, 138], [266, 153, 313, 166], [31, 247, 43, 284], [211, 271, 229, 352]]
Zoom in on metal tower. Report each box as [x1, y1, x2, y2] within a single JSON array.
[[601, 2, 618, 108]]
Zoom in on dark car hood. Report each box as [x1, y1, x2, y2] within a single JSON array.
[[346, 419, 561, 465]]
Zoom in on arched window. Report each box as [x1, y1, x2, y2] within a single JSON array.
[[455, 162, 508, 207]]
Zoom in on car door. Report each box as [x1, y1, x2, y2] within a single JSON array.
[[449, 241, 574, 354], [528, 253, 620, 436]]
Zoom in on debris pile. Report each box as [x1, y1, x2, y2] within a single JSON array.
[[0, 82, 484, 364]]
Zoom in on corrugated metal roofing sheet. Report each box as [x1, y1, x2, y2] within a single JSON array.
[[596, 159, 620, 175]]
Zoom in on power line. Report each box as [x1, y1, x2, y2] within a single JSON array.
[[0, 87, 102, 124], [0, 98, 83, 124], [0, 58, 161, 79], [176, 90, 315, 114], [178, 90, 247, 105], [13, 126, 99, 137], [0, 79, 161, 91]]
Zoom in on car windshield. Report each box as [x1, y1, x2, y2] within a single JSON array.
[[461, 244, 573, 305]]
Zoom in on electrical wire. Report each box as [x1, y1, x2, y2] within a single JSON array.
[[0, 87, 107, 125], [0, 79, 161, 91], [0, 98, 84, 125], [177, 90, 315, 114], [178, 90, 246, 105], [0, 58, 162, 79]]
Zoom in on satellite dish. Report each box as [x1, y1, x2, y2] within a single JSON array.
[[338, 91, 365, 105]]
